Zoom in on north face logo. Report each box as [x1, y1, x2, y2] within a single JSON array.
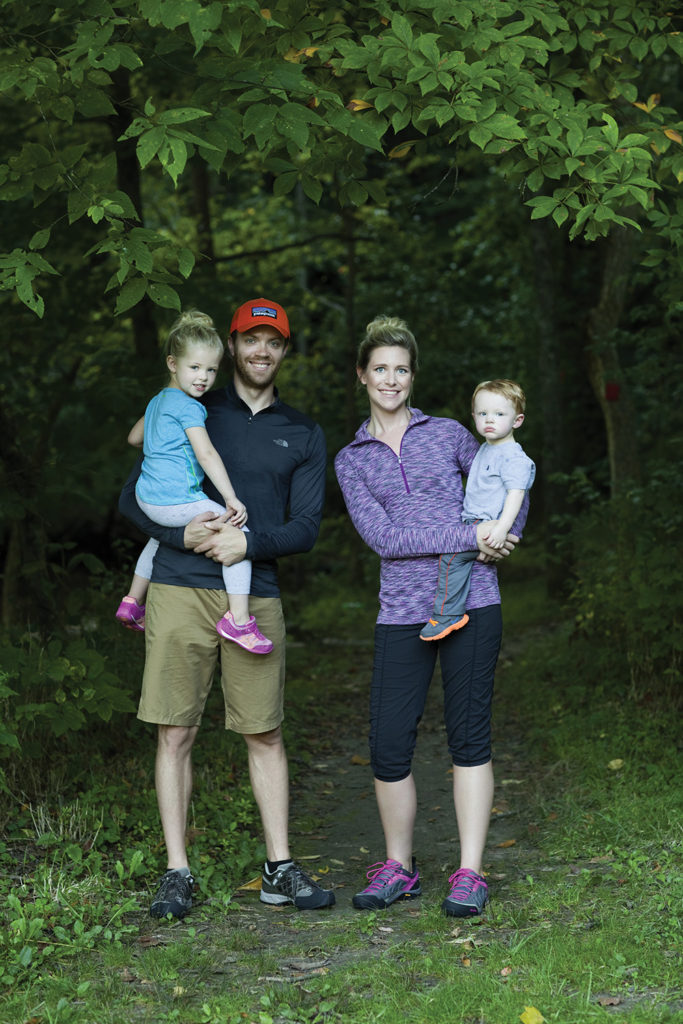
[[273, 438, 289, 447]]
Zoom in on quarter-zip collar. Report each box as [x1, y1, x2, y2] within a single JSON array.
[[348, 407, 430, 447], [221, 381, 282, 416]]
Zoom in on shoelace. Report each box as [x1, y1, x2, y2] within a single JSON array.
[[447, 869, 483, 898], [274, 864, 314, 896], [158, 872, 193, 900], [363, 860, 404, 891]]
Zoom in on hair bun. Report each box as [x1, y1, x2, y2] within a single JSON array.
[[176, 309, 215, 330]]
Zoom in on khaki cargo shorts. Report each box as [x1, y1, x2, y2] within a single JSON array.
[[137, 584, 286, 733]]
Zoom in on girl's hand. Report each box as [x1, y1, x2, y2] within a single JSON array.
[[225, 496, 248, 528]]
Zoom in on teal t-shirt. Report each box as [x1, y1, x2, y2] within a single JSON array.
[[135, 387, 208, 506]]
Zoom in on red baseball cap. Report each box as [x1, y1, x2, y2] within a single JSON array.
[[229, 298, 290, 339]]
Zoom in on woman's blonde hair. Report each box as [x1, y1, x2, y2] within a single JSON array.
[[356, 315, 419, 373], [164, 309, 224, 361]]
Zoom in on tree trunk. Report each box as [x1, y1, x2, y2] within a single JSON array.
[[585, 229, 641, 496], [109, 69, 158, 362], [530, 219, 568, 594], [190, 157, 216, 267]]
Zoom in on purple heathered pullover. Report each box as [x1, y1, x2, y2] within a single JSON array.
[[334, 409, 528, 625]]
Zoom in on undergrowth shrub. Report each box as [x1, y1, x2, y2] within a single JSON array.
[[0, 630, 138, 793], [556, 468, 681, 703]]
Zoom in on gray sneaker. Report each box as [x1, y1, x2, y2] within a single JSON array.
[[353, 858, 422, 909], [420, 614, 469, 641], [260, 862, 335, 909], [441, 868, 489, 917], [150, 869, 194, 919]]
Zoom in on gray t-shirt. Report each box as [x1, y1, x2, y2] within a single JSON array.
[[462, 439, 535, 522]]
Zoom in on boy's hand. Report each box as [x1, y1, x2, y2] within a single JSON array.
[[481, 520, 507, 549], [476, 523, 520, 561]]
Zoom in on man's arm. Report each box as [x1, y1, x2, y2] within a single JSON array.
[[191, 422, 327, 565], [118, 457, 201, 551]]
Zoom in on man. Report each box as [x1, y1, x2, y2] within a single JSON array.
[[119, 297, 334, 917]]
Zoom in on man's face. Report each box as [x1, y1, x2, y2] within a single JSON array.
[[229, 326, 288, 390]]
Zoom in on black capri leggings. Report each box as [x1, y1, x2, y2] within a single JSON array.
[[369, 605, 503, 782]]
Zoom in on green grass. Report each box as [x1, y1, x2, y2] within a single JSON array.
[[1, 566, 680, 1024]]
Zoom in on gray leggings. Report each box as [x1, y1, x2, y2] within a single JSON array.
[[135, 497, 251, 596]]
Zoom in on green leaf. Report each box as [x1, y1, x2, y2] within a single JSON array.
[[301, 175, 323, 204], [137, 127, 166, 169], [115, 276, 147, 314], [29, 229, 50, 250], [527, 196, 558, 219], [273, 171, 298, 196], [347, 118, 384, 153], [469, 124, 492, 150], [601, 114, 619, 149], [178, 248, 195, 279], [391, 14, 414, 48], [158, 108, 211, 125], [68, 189, 91, 224], [552, 205, 569, 227], [147, 282, 181, 310]]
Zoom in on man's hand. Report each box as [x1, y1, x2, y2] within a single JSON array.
[[183, 510, 226, 550], [192, 520, 248, 566], [476, 523, 520, 563]]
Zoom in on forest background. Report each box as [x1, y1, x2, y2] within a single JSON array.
[[0, 2, 681, 1021]]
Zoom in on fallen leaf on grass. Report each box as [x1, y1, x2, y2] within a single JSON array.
[[496, 839, 517, 848], [461, 956, 472, 967], [137, 935, 165, 947], [501, 966, 513, 976], [351, 754, 370, 765], [172, 986, 186, 998], [520, 1007, 545, 1024], [596, 995, 622, 1007], [236, 876, 262, 892], [607, 758, 624, 771], [501, 778, 525, 786]]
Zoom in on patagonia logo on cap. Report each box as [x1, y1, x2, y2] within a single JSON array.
[[252, 305, 277, 319]]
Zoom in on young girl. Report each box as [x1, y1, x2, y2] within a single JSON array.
[[116, 309, 272, 655]]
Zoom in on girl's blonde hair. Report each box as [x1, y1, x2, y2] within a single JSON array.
[[357, 315, 419, 373], [472, 379, 527, 416], [164, 309, 224, 361]]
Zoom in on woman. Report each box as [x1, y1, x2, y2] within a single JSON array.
[[334, 315, 526, 917]]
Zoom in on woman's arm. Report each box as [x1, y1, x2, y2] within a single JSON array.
[[335, 453, 479, 559]]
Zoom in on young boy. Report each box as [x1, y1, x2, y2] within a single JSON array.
[[420, 379, 535, 641]]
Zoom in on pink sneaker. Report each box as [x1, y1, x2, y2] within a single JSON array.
[[216, 612, 273, 654], [116, 596, 145, 632]]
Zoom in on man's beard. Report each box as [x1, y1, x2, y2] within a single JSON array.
[[232, 350, 278, 390]]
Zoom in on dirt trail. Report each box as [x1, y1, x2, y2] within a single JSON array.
[[215, 639, 538, 966]]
